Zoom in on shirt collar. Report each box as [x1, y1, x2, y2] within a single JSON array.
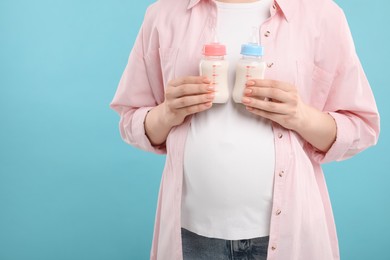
[[274, 0, 296, 22], [187, 0, 202, 9], [187, 0, 296, 22]]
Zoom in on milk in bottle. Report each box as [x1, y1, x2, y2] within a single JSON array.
[[199, 42, 229, 103], [233, 29, 266, 103]]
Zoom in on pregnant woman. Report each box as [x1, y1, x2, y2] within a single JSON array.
[[110, 0, 380, 259]]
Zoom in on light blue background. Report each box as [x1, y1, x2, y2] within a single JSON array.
[[0, 0, 388, 259]]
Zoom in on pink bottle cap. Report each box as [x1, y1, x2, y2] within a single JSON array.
[[202, 43, 226, 56]]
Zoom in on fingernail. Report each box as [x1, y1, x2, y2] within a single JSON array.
[[242, 97, 251, 104], [207, 85, 215, 91], [203, 77, 211, 84], [246, 106, 254, 111], [244, 88, 252, 95], [246, 81, 255, 86]]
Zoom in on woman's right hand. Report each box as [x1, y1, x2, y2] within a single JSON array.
[[144, 76, 214, 146], [162, 76, 215, 127]]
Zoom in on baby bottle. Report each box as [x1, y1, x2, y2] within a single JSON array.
[[233, 28, 266, 103], [199, 38, 229, 103]]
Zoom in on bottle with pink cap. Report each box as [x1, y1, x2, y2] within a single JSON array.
[[199, 36, 229, 103]]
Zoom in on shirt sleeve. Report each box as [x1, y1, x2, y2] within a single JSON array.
[[109, 8, 167, 154], [305, 7, 380, 164]]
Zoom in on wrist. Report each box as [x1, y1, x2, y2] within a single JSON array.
[[293, 103, 313, 135], [293, 104, 337, 152], [159, 103, 179, 129], [144, 104, 174, 146]]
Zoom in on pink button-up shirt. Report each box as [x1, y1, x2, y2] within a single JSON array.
[[110, 0, 380, 259]]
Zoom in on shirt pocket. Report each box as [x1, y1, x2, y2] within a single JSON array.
[[296, 60, 334, 111], [158, 47, 179, 89]]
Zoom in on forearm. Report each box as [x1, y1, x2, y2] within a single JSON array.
[[294, 104, 337, 152]]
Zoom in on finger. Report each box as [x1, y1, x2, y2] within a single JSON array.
[[244, 87, 290, 103], [246, 79, 293, 92], [168, 83, 215, 99], [171, 93, 215, 109], [246, 106, 282, 123], [242, 97, 290, 114], [169, 76, 211, 87], [179, 102, 213, 116]]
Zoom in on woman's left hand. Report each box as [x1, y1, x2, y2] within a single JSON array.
[[242, 79, 308, 132], [242, 79, 337, 152]]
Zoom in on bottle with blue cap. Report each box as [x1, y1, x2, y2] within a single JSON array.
[[233, 27, 266, 103]]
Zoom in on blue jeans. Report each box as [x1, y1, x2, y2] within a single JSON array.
[[181, 228, 269, 260]]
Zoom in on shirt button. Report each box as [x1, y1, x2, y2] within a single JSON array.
[[278, 133, 283, 139], [279, 170, 284, 177], [276, 209, 282, 216], [267, 62, 274, 68], [264, 30, 271, 37], [271, 245, 277, 251]]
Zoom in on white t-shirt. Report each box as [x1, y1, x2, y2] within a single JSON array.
[[181, 0, 275, 240]]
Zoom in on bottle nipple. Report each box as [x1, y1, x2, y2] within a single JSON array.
[[212, 27, 220, 44], [240, 27, 263, 57], [249, 26, 260, 45], [202, 28, 226, 56]]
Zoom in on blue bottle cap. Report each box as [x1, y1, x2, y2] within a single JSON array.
[[240, 44, 264, 57]]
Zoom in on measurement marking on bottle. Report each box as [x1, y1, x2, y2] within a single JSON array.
[[212, 64, 221, 86], [246, 66, 251, 80], [245, 66, 256, 80]]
